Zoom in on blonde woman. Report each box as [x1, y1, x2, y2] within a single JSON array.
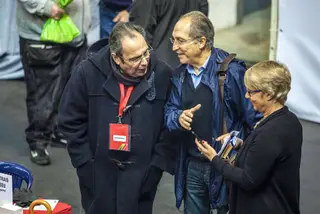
[[196, 60, 303, 214]]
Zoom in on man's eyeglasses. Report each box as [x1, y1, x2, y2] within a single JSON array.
[[247, 89, 262, 97], [119, 45, 153, 66], [169, 37, 199, 46]]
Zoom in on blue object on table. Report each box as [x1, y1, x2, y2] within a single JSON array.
[[0, 161, 33, 190]]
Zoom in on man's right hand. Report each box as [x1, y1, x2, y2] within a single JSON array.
[[178, 104, 201, 130], [51, 3, 64, 20]]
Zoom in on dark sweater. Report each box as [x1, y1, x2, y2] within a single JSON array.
[[212, 106, 303, 214], [182, 74, 213, 160]]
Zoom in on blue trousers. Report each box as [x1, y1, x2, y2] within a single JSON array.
[[99, 3, 119, 39], [184, 159, 229, 214]]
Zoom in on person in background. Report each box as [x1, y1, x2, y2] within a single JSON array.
[[130, 0, 208, 68], [16, 0, 91, 165], [164, 11, 261, 214], [58, 22, 176, 214], [196, 60, 303, 214], [99, 0, 132, 39]]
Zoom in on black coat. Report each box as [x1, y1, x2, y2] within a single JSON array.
[[211, 107, 303, 214], [130, 0, 208, 68], [58, 39, 175, 214]]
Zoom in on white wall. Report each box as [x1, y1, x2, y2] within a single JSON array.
[[277, 0, 320, 123], [208, 0, 243, 30]]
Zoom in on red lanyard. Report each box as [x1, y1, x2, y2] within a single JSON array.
[[118, 83, 134, 117]]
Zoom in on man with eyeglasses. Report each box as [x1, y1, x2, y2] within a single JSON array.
[[164, 11, 262, 214], [58, 22, 176, 214]]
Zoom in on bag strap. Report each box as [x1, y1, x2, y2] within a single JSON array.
[[218, 53, 237, 134]]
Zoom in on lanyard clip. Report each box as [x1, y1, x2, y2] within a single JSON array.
[[117, 116, 122, 124]]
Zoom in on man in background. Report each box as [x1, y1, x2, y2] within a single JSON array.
[[16, 0, 90, 165], [130, 0, 208, 67], [99, 0, 132, 38]]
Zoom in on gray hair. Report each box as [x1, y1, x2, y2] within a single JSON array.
[[109, 22, 146, 55], [180, 11, 215, 49], [244, 60, 291, 105]]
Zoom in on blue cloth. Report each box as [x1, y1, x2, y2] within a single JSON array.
[[164, 47, 262, 209], [99, 0, 133, 39], [186, 54, 210, 88], [184, 159, 229, 214], [99, 6, 118, 39]]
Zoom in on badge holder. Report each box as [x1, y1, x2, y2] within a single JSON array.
[[109, 84, 134, 152], [109, 122, 131, 151]]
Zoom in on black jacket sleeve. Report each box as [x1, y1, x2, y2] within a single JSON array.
[[211, 130, 282, 191], [151, 129, 177, 175], [58, 64, 92, 169], [150, 62, 177, 175]]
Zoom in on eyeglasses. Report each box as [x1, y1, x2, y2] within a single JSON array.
[[169, 37, 199, 46], [247, 89, 262, 97], [119, 45, 153, 66]]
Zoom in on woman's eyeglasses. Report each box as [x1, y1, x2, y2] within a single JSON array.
[[247, 89, 262, 97]]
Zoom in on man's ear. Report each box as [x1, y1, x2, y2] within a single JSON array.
[[112, 53, 121, 65], [199, 36, 207, 49]]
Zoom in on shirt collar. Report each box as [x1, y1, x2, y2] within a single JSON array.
[[186, 53, 211, 76]]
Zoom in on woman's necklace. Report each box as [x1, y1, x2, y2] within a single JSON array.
[[254, 105, 284, 129], [254, 117, 265, 129]]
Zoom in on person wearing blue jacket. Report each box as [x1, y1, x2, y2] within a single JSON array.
[[100, 0, 132, 38], [164, 11, 261, 214]]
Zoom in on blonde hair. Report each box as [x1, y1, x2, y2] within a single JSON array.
[[244, 60, 291, 105]]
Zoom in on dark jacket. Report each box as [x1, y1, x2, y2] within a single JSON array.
[[212, 106, 303, 214], [58, 39, 175, 214], [164, 48, 262, 209], [130, 0, 208, 68]]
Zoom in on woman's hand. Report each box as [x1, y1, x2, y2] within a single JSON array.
[[195, 139, 217, 161]]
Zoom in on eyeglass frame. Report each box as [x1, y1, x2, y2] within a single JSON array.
[[247, 89, 262, 97], [117, 45, 153, 66], [169, 37, 200, 46]]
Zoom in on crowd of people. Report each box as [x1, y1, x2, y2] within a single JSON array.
[[14, 0, 303, 214]]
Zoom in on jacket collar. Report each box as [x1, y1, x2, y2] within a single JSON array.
[[255, 106, 288, 129], [101, 73, 153, 104], [174, 48, 218, 84]]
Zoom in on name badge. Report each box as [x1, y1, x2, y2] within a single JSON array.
[[109, 123, 131, 151]]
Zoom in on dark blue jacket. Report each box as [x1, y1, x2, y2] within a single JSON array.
[[164, 48, 262, 209], [101, 0, 132, 11]]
